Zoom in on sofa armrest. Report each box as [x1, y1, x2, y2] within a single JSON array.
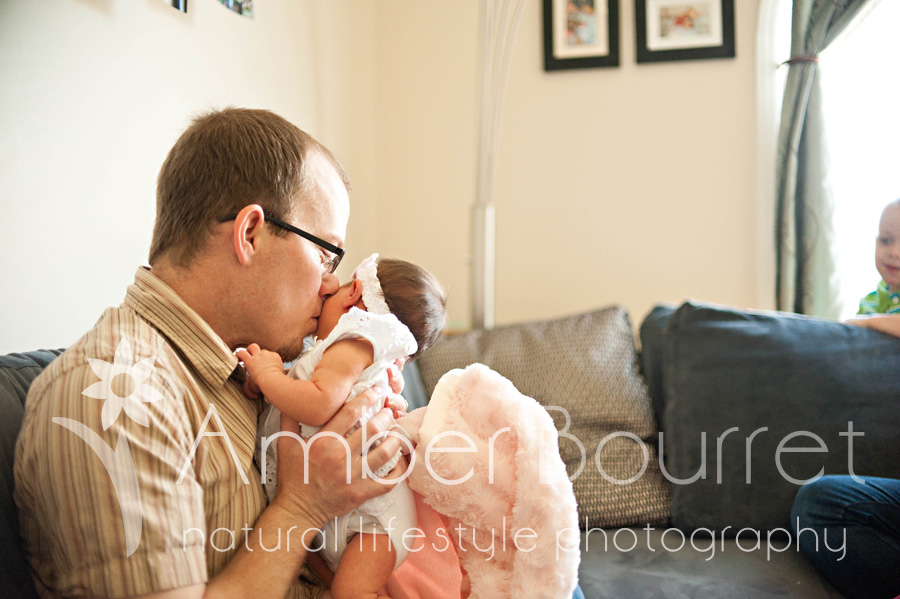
[[0, 349, 64, 597]]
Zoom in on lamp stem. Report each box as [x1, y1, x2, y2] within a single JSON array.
[[472, 0, 525, 330]]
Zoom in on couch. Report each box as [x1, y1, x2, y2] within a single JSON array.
[[3, 301, 899, 597], [400, 301, 900, 598]]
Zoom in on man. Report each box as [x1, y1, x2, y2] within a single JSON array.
[[14, 108, 404, 598]]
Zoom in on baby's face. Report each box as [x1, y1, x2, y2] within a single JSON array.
[[876, 203, 900, 291], [315, 283, 353, 339]]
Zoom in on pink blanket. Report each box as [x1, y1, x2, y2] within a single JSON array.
[[384, 491, 463, 599], [392, 363, 580, 599]]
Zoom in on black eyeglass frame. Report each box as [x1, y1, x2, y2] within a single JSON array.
[[218, 213, 344, 273]]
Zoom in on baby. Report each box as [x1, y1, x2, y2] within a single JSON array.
[[238, 254, 446, 599]]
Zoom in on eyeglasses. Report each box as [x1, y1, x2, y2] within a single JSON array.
[[218, 213, 344, 273]]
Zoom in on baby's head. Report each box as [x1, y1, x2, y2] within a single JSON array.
[[875, 199, 900, 291], [317, 254, 447, 360]]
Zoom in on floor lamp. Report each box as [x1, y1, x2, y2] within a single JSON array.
[[471, 0, 526, 330]]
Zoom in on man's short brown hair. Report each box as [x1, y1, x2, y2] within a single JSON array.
[[149, 108, 350, 267]]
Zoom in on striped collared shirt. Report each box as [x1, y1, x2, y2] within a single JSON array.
[[14, 267, 323, 598], [858, 280, 900, 315]]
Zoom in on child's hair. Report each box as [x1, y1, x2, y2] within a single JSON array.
[[376, 257, 447, 360]]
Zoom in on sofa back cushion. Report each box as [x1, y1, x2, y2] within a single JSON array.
[[416, 306, 671, 529], [400, 360, 430, 412], [638, 304, 676, 430], [0, 349, 63, 597], [656, 302, 900, 532]]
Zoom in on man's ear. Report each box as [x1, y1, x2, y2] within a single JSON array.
[[344, 279, 364, 308], [232, 204, 266, 266]]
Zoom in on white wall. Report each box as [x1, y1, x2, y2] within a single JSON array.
[[0, 0, 378, 353], [373, 0, 763, 330], [1, 0, 765, 352]]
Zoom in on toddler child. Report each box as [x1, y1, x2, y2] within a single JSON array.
[[238, 254, 446, 599], [857, 199, 900, 315]]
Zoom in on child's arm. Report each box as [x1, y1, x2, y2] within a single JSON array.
[[846, 314, 900, 338], [237, 341, 373, 427]]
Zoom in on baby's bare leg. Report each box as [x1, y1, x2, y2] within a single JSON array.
[[331, 532, 395, 599], [307, 551, 334, 587]]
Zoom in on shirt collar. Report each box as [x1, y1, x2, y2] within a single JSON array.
[[124, 267, 240, 387], [877, 280, 899, 297]]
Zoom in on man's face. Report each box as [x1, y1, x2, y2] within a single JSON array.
[[258, 153, 350, 360], [876, 203, 900, 292]]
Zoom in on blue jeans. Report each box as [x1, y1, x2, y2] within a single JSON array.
[[792, 475, 900, 599]]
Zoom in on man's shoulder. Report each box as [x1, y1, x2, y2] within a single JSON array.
[[27, 305, 186, 413]]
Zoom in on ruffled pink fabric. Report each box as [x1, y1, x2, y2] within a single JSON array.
[[392, 364, 580, 599]]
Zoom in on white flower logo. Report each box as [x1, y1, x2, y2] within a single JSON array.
[[82, 338, 164, 430], [52, 337, 165, 556]]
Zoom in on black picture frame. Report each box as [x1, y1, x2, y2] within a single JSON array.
[[635, 0, 735, 64], [162, 0, 187, 11], [543, 0, 620, 71]]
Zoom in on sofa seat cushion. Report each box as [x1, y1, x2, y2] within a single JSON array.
[[577, 528, 843, 598], [659, 302, 900, 532], [417, 306, 671, 529]]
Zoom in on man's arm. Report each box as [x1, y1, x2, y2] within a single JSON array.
[[846, 314, 900, 337], [135, 387, 404, 599]]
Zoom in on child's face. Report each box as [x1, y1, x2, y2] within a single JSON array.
[[875, 203, 900, 291]]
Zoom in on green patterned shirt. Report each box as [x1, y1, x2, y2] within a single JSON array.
[[858, 280, 900, 314]]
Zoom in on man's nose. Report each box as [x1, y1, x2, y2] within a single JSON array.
[[320, 270, 340, 297]]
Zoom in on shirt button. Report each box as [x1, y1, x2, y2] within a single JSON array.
[[893, 297, 899, 304]]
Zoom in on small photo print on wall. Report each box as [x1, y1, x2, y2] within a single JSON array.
[[636, 0, 734, 63], [563, 0, 604, 51], [647, 1, 720, 51], [160, 0, 187, 12], [218, 0, 254, 18]]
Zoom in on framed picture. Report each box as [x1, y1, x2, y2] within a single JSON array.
[[160, 0, 187, 11], [217, 0, 253, 18], [635, 0, 735, 63], [543, 0, 620, 71]]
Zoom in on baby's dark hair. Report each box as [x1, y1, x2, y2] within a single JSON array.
[[376, 257, 447, 360]]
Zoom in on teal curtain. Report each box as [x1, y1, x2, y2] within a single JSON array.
[[775, 0, 873, 315]]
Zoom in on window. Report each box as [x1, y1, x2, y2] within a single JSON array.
[[819, 0, 900, 319]]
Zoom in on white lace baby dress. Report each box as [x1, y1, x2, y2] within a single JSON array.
[[254, 307, 418, 571]]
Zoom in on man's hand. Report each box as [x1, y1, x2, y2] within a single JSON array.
[[271, 385, 405, 528]]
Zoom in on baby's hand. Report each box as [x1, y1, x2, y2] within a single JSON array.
[[385, 393, 408, 418], [236, 343, 286, 394], [242, 377, 262, 400]]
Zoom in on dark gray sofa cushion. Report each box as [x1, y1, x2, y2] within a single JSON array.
[[638, 304, 677, 431], [577, 528, 843, 598], [400, 360, 429, 411], [659, 302, 900, 533], [0, 349, 63, 597]]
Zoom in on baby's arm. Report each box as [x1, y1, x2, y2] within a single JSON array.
[[237, 341, 373, 427], [846, 314, 900, 338]]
